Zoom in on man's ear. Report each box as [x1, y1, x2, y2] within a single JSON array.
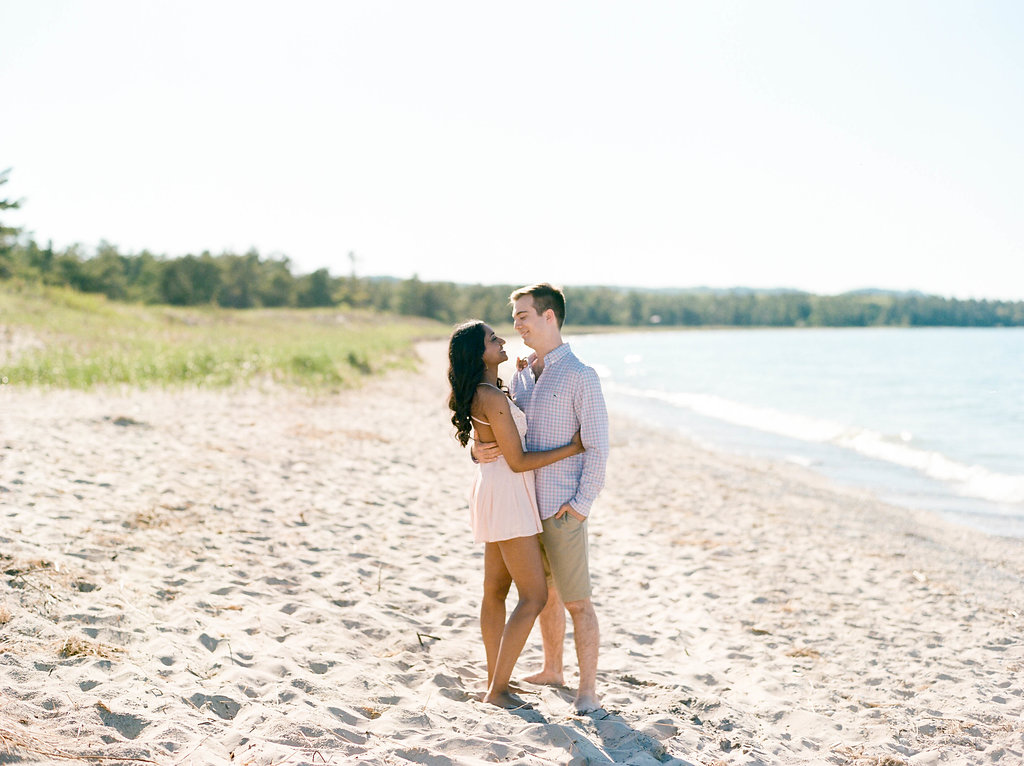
[[543, 308, 556, 325]]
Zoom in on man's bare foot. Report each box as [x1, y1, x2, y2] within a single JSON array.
[[523, 671, 565, 686], [573, 693, 602, 714], [482, 691, 533, 709]]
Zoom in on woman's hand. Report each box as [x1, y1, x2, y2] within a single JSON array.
[[516, 357, 529, 372], [571, 430, 585, 454]]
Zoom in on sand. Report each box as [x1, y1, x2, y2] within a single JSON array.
[[1, 340, 1022, 765]]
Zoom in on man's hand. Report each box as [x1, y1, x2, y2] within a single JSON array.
[[553, 502, 586, 522], [472, 440, 502, 464]]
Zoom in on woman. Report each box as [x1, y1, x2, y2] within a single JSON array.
[[448, 320, 583, 708]]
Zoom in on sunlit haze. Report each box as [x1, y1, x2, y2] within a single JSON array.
[[3, 1, 1023, 299]]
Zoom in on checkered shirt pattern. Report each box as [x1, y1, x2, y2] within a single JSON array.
[[510, 343, 609, 520]]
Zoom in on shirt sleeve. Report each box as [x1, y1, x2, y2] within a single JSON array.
[[568, 366, 609, 517], [509, 366, 531, 404]]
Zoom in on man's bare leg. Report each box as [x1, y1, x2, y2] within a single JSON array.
[[522, 583, 566, 686], [565, 597, 601, 713]]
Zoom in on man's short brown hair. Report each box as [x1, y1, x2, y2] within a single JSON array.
[[510, 283, 566, 328]]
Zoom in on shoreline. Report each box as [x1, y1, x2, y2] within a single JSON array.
[[562, 327, 1024, 542], [1, 341, 1022, 764], [600, 394, 1024, 542]]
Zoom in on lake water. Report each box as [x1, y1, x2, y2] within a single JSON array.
[[563, 328, 1024, 537]]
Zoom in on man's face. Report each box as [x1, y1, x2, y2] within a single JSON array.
[[512, 295, 546, 349]]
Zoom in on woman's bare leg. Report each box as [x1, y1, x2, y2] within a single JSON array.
[[483, 535, 547, 707], [481, 542, 512, 688]]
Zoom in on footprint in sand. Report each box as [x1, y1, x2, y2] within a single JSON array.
[[187, 693, 241, 720], [198, 633, 221, 652], [95, 702, 150, 740]]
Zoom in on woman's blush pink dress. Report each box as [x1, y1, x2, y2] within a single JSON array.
[[469, 399, 543, 543]]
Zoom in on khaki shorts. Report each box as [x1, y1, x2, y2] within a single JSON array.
[[539, 514, 591, 603]]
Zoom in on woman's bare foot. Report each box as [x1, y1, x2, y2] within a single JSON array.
[[523, 670, 565, 686], [573, 693, 602, 714], [482, 690, 533, 709], [481, 682, 527, 698]]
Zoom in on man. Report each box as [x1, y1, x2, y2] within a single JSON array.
[[475, 283, 609, 713]]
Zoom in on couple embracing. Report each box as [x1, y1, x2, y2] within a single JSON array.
[[447, 283, 609, 712]]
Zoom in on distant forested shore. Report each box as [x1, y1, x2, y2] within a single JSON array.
[[2, 167, 1021, 328], [2, 240, 1021, 328]]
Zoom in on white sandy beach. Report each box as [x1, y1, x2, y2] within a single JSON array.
[[1, 340, 1022, 765]]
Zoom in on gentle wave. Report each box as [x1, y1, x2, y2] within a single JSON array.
[[606, 382, 1024, 507]]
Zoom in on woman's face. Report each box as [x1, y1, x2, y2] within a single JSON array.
[[481, 325, 508, 367]]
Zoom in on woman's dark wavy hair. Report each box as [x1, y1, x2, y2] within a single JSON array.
[[448, 320, 502, 447]]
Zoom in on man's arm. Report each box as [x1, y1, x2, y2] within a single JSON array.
[[509, 360, 531, 404], [566, 366, 609, 518], [470, 440, 502, 463]]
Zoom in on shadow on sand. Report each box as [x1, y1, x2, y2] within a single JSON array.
[[503, 687, 690, 765]]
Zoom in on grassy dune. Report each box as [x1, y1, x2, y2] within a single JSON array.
[[0, 283, 449, 388]]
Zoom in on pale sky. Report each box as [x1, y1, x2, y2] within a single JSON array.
[[2, 1, 1023, 300]]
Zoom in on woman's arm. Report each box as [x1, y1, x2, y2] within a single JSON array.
[[477, 388, 582, 473]]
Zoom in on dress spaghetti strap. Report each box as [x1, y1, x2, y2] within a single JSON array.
[[473, 381, 504, 426]]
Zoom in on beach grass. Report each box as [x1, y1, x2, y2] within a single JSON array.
[[0, 282, 449, 389]]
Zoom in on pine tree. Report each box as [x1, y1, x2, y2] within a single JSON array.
[[0, 168, 23, 279]]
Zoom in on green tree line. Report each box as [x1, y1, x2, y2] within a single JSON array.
[[2, 170, 1022, 327], [4, 236, 1021, 327]]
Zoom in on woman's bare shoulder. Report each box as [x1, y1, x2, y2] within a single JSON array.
[[474, 384, 508, 408]]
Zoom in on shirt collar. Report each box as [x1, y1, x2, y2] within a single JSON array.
[[545, 343, 571, 367]]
